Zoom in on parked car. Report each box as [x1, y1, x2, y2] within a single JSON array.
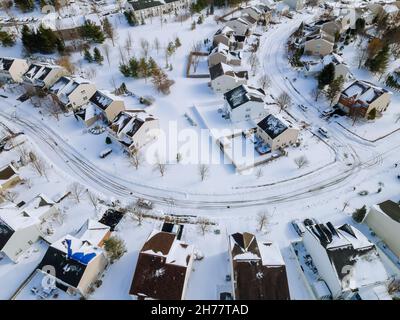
[[136, 198, 153, 210], [321, 108, 334, 117], [298, 104, 308, 111], [303, 218, 320, 226], [99, 148, 112, 158], [291, 219, 306, 236], [318, 127, 329, 138]]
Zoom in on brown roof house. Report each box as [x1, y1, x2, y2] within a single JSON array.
[[108, 110, 160, 153], [129, 229, 194, 300], [0, 57, 29, 83], [0, 163, 21, 193], [228, 232, 290, 300], [337, 80, 392, 119], [366, 200, 400, 259]]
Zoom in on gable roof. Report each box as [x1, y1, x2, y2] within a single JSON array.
[[376, 200, 400, 223], [341, 80, 389, 105], [0, 219, 14, 250], [0, 164, 18, 182], [0, 58, 15, 72], [23, 63, 55, 82], [257, 114, 289, 139], [129, 230, 194, 300], [229, 232, 290, 300], [224, 85, 265, 110], [90, 90, 119, 110], [209, 62, 248, 81]]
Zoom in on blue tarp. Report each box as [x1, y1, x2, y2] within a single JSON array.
[[66, 239, 96, 265]]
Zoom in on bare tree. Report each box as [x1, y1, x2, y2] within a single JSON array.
[[198, 164, 209, 181], [56, 56, 76, 74], [70, 182, 86, 203], [256, 211, 269, 232], [29, 152, 48, 180], [129, 148, 142, 170], [190, 42, 202, 72], [153, 37, 161, 55], [87, 190, 99, 211], [248, 52, 260, 76], [311, 87, 320, 102], [153, 156, 167, 177], [258, 74, 271, 91], [15, 145, 30, 166], [1, 190, 18, 202], [294, 155, 309, 169], [276, 91, 292, 113], [197, 217, 211, 235], [140, 38, 150, 58], [103, 44, 111, 67], [255, 167, 263, 179], [388, 279, 400, 295]]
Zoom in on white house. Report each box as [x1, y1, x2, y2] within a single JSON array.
[[125, 0, 191, 19], [74, 90, 127, 127], [283, 0, 304, 11], [23, 62, 68, 89], [0, 206, 41, 263], [303, 53, 352, 81], [366, 200, 400, 259], [209, 62, 248, 94], [208, 43, 242, 67], [224, 85, 267, 122], [108, 110, 160, 152], [256, 114, 299, 151], [303, 222, 391, 300], [19, 194, 60, 223], [129, 229, 194, 300], [49, 76, 97, 110], [213, 26, 246, 50], [225, 17, 252, 36], [0, 57, 29, 83]]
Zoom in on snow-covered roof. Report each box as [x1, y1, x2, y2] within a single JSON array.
[[23, 63, 62, 83], [224, 85, 265, 110], [342, 80, 390, 104], [0, 57, 16, 72], [257, 114, 290, 139], [374, 200, 400, 223], [75, 219, 110, 247], [19, 194, 57, 221], [0, 205, 39, 232], [41, 12, 102, 31]]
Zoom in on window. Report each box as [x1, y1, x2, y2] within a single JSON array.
[[245, 114, 250, 118], [81, 90, 86, 94], [246, 108, 251, 112]]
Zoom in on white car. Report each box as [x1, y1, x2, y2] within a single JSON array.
[[298, 104, 308, 111], [318, 127, 329, 138], [321, 108, 334, 117]]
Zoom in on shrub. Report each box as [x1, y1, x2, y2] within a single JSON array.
[[352, 205, 367, 223]]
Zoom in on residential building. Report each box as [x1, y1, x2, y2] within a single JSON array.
[[129, 229, 194, 300], [23, 62, 68, 89], [0, 57, 29, 83], [209, 62, 248, 94], [0, 206, 41, 262], [242, 6, 263, 21], [108, 110, 160, 152], [36, 221, 110, 297], [303, 53, 352, 81], [208, 43, 242, 67], [224, 85, 267, 122], [337, 80, 392, 118], [49, 76, 97, 110], [366, 200, 400, 258], [79, 88, 127, 126], [125, 0, 191, 19], [228, 232, 290, 300], [225, 17, 253, 36], [256, 114, 299, 151], [304, 36, 334, 56], [303, 222, 391, 300], [0, 163, 21, 193], [19, 194, 60, 223], [213, 26, 246, 50], [283, 0, 304, 11]]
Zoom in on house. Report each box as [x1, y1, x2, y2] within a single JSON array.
[[108, 110, 160, 152], [274, 2, 290, 16], [225, 17, 252, 36], [304, 35, 334, 57], [125, 0, 191, 19], [76, 88, 127, 127], [0, 163, 21, 193], [49, 76, 96, 110], [256, 114, 299, 151], [0, 206, 41, 262], [283, 0, 304, 11], [303, 222, 391, 300], [208, 43, 242, 67], [228, 232, 290, 300], [19, 194, 59, 222], [23, 62, 68, 89], [129, 229, 194, 300], [36, 221, 109, 297], [366, 200, 400, 259], [224, 85, 267, 122], [304, 53, 352, 81], [213, 26, 246, 50], [0, 57, 29, 83], [337, 80, 392, 118], [242, 6, 263, 21], [209, 62, 248, 94]]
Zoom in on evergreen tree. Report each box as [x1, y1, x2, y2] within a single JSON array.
[[368, 45, 390, 78], [0, 29, 15, 47], [174, 37, 181, 48], [102, 17, 115, 45], [14, 0, 35, 12], [326, 76, 344, 105], [367, 108, 376, 120], [84, 48, 94, 63], [119, 63, 131, 77], [138, 57, 150, 82], [147, 57, 158, 75], [93, 47, 104, 64], [128, 57, 139, 77], [124, 11, 138, 26], [352, 205, 367, 223], [318, 63, 335, 89], [21, 25, 36, 53], [80, 21, 105, 43]]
